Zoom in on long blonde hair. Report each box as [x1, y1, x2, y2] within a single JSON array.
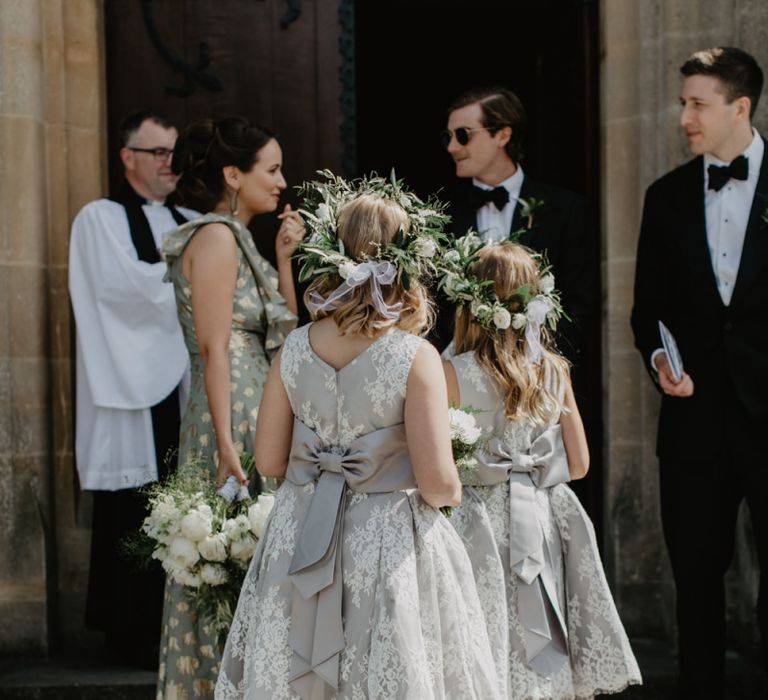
[[304, 193, 432, 336], [453, 243, 569, 424]]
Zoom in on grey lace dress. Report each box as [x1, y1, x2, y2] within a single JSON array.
[[448, 350, 642, 699], [215, 324, 502, 700], [156, 213, 297, 699]]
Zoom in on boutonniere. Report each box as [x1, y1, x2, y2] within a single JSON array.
[[520, 197, 545, 229], [510, 197, 545, 242]]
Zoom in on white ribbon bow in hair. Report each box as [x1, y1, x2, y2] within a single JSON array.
[[524, 295, 553, 364], [307, 260, 403, 320]]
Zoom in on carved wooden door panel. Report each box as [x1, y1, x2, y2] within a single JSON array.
[[105, 0, 345, 261]]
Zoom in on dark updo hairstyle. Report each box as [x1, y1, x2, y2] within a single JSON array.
[[172, 116, 276, 212]]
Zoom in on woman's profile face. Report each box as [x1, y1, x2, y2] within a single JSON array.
[[238, 138, 287, 214]]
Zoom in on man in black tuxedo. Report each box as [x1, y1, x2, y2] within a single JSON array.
[[631, 47, 768, 698], [435, 86, 597, 361]]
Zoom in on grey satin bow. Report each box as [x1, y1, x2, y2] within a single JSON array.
[[469, 423, 572, 675], [284, 418, 416, 700]]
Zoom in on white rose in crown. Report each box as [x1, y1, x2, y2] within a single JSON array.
[[539, 274, 555, 294], [493, 307, 512, 330], [338, 260, 357, 280], [197, 532, 228, 562], [248, 494, 276, 539], [512, 313, 527, 330], [443, 250, 461, 265], [414, 237, 437, 258], [443, 272, 459, 294], [169, 536, 200, 568], [316, 202, 332, 222], [200, 563, 229, 586], [180, 504, 213, 542]]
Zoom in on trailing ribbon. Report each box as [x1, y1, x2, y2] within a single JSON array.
[[307, 260, 403, 320], [284, 419, 416, 700], [524, 294, 553, 364], [465, 423, 572, 674]]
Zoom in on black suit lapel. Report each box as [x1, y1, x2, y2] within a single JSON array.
[[730, 139, 768, 306], [680, 158, 724, 309], [448, 181, 478, 237], [510, 175, 536, 246]]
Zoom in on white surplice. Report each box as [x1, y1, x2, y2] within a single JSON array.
[[69, 198, 197, 490]]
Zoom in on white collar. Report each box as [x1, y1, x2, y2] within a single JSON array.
[[473, 165, 525, 201]]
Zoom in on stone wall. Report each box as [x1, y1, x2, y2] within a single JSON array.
[[0, 0, 105, 654], [601, 0, 768, 647]]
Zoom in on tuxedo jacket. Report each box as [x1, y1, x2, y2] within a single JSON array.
[[631, 143, 768, 460], [434, 176, 598, 360]]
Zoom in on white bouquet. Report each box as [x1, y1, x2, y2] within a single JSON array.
[[448, 406, 482, 471], [442, 407, 483, 517], [129, 458, 275, 645]]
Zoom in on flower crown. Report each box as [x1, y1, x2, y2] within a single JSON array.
[[296, 170, 448, 290], [438, 232, 565, 362]]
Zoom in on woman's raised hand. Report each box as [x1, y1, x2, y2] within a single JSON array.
[[275, 204, 305, 262]]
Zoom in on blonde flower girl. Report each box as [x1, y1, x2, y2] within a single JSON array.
[[441, 237, 642, 699], [215, 178, 502, 700]]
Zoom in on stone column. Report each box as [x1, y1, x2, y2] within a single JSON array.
[[0, 0, 105, 654], [601, 0, 768, 647]]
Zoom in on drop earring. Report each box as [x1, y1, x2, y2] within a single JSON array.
[[229, 189, 240, 216]]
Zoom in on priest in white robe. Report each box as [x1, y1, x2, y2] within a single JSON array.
[[68, 110, 197, 667]]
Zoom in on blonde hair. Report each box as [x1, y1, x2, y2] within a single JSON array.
[[304, 193, 432, 336], [453, 243, 569, 424]]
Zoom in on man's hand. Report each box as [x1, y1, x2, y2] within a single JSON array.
[[654, 352, 694, 397]]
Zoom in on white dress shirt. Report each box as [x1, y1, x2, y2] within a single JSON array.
[[473, 166, 524, 242], [69, 198, 196, 490], [704, 128, 763, 305]]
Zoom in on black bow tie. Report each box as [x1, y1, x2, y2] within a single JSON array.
[[470, 185, 509, 211], [707, 155, 748, 192]]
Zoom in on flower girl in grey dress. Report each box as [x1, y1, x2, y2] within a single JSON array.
[[215, 178, 501, 700], [440, 238, 641, 699]]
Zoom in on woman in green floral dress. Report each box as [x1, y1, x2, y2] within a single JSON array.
[[156, 117, 302, 699]]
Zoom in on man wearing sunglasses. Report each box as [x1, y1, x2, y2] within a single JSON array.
[[435, 86, 597, 368], [68, 110, 197, 668]]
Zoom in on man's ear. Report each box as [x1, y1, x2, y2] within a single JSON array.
[[734, 95, 752, 122], [496, 125, 512, 149], [120, 147, 134, 172]]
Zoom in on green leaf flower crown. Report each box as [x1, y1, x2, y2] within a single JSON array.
[[295, 169, 449, 290], [438, 232, 566, 360]]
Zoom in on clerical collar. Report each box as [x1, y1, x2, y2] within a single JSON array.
[[704, 127, 763, 180], [472, 165, 524, 204]]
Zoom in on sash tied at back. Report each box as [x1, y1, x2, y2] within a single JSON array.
[[284, 418, 416, 699], [466, 423, 572, 676]]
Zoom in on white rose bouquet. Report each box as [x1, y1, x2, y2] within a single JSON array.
[[126, 455, 275, 645], [442, 407, 483, 517]]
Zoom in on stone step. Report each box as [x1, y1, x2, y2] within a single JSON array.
[[0, 639, 764, 699]]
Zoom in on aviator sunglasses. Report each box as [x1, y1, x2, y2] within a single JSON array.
[[440, 126, 493, 148]]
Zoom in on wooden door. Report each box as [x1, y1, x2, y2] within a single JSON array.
[[105, 0, 345, 277]]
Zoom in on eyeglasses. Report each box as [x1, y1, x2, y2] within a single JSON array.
[[440, 126, 493, 148], [128, 146, 174, 161]]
